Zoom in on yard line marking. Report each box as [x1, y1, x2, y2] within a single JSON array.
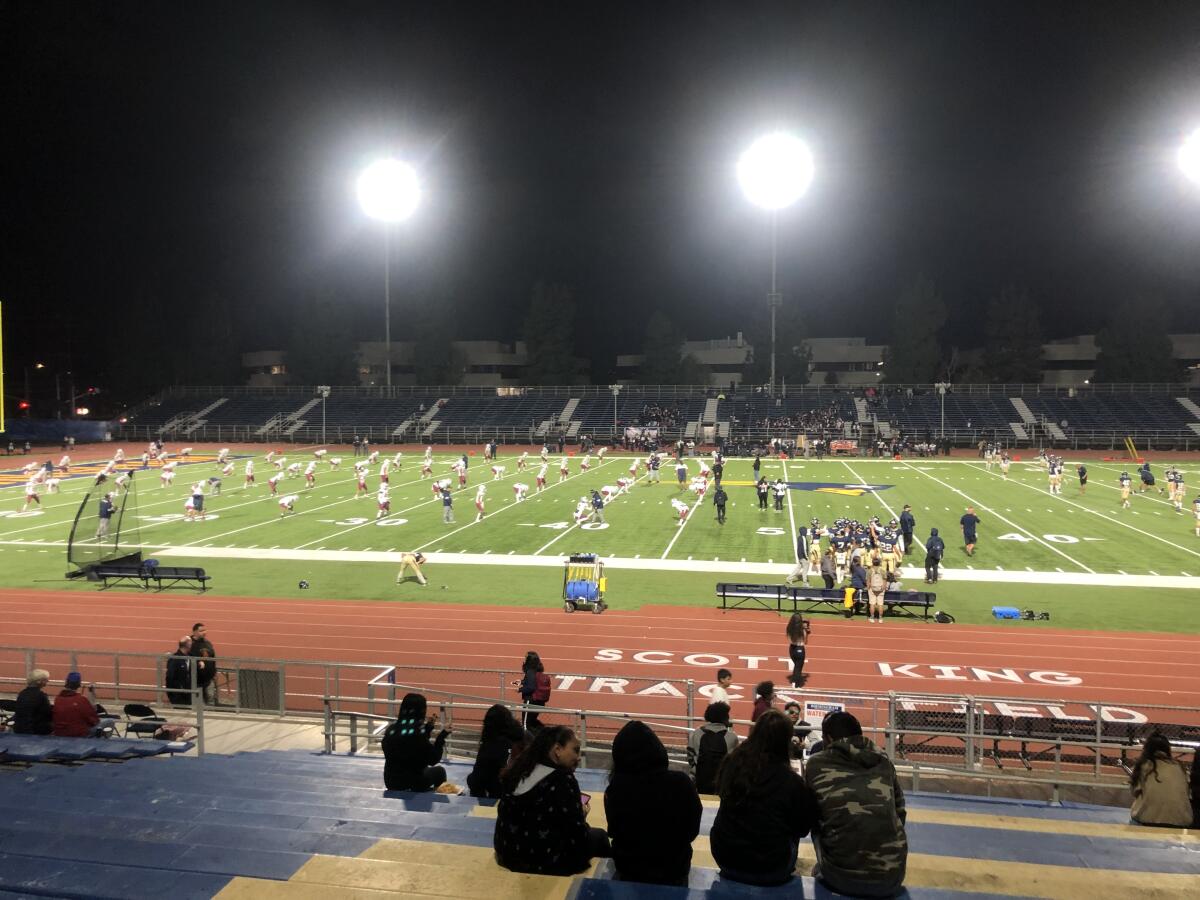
[[1118, 570, 1129, 575], [840, 460, 925, 554], [967, 463, 1200, 564], [903, 462, 1094, 573], [1150, 570, 1160, 576], [659, 491, 704, 560], [782, 458, 799, 563], [527, 463, 640, 556]]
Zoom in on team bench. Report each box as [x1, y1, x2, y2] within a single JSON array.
[[715, 583, 936, 620], [91, 564, 211, 592]]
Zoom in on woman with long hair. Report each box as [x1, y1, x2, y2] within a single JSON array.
[[751, 680, 775, 723], [710, 709, 815, 886], [604, 721, 702, 885], [1129, 732, 1192, 827], [517, 650, 550, 730], [467, 703, 529, 799], [494, 725, 610, 875], [381, 693, 450, 792], [786, 613, 811, 687]]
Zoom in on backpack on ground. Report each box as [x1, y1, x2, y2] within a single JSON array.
[[694, 727, 730, 794]]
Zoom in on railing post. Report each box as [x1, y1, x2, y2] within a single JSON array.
[[885, 693, 896, 759], [350, 714, 358, 755], [579, 712, 588, 767], [113, 655, 121, 702], [1094, 704, 1103, 779], [324, 700, 334, 754], [278, 662, 287, 717], [686, 679, 695, 729], [965, 696, 976, 769]]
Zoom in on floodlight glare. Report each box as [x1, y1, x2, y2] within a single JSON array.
[[357, 158, 420, 222], [1179, 129, 1200, 186], [737, 133, 814, 210]]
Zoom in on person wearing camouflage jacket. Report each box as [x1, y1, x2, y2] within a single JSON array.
[[804, 711, 907, 898]]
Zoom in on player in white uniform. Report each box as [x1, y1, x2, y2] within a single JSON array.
[[579, 454, 591, 472], [110, 474, 125, 495], [670, 497, 691, 525], [273, 455, 287, 471], [22, 481, 41, 512], [596, 446, 608, 462], [160, 468, 176, 489], [265, 450, 276, 464], [512, 482, 529, 501], [628, 457, 639, 481], [536, 463, 548, 491], [278, 494, 298, 516], [432, 477, 452, 499], [184, 495, 197, 520], [516, 451, 528, 471], [392, 451, 403, 469], [559, 456, 570, 482], [999, 452, 1010, 479], [113, 448, 125, 463], [367, 450, 380, 465], [221, 462, 235, 478], [313, 448, 327, 461], [180, 447, 193, 458], [420, 458, 433, 478], [1119, 472, 1132, 509], [540, 445, 549, 463], [376, 485, 391, 519], [304, 461, 317, 488], [697, 459, 711, 480], [58, 454, 71, 472], [245, 459, 255, 486], [380, 459, 391, 485], [691, 476, 709, 498], [1174, 471, 1187, 514], [474, 484, 487, 521], [1194, 495, 1200, 536], [983, 445, 995, 471], [286, 462, 301, 478], [451, 458, 467, 489], [216, 448, 230, 465], [328, 457, 342, 470], [355, 467, 370, 498], [46, 476, 62, 494], [574, 496, 591, 524], [424, 446, 434, 466], [616, 476, 633, 493], [491, 464, 506, 480], [268, 471, 284, 495]]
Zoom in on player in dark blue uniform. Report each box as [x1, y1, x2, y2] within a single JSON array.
[[1077, 464, 1087, 495], [960, 506, 981, 556]]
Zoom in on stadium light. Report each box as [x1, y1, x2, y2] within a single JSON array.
[[738, 132, 814, 395], [357, 158, 421, 388], [1179, 128, 1200, 186]]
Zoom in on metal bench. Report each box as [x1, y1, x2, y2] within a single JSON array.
[[716, 582, 936, 620]]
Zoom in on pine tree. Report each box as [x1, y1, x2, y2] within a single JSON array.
[[882, 275, 946, 383], [522, 282, 578, 384], [1094, 299, 1187, 383], [981, 286, 1044, 383]]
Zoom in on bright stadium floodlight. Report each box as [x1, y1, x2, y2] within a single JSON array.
[[737, 132, 814, 211], [358, 158, 421, 388], [738, 132, 814, 395], [1179, 129, 1200, 186], [357, 158, 420, 222]]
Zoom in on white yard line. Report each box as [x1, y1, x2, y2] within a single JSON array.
[[902, 462, 1094, 573], [782, 458, 799, 563], [967, 463, 1200, 563], [840, 459, 926, 554], [143, 542, 1200, 589]]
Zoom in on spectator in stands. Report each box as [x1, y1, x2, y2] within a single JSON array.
[[783, 702, 812, 760], [494, 725, 610, 875], [1129, 732, 1193, 828], [189, 623, 218, 705], [467, 704, 529, 799], [688, 701, 738, 793], [382, 692, 451, 792], [752, 681, 775, 723], [605, 720, 702, 886], [806, 711, 908, 898], [709, 668, 733, 705], [165, 637, 193, 706], [820, 548, 837, 589], [710, 709, 814, 886], [516, 651, 551, 730], [52, 672, 103, 737], [13, 669, 53, 735]]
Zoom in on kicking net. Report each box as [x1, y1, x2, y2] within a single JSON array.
[[66, 469, 143, 573]]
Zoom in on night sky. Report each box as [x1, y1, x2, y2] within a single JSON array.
[[5, 1, 1200, 400]]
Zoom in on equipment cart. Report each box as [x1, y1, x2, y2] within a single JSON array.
[[562, 553, 607, 613]]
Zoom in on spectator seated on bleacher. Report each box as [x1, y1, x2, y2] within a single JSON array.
[[710, 710, 815, 887], [494, 725, 611, 875], [13, 669, 53, 735], [1129, 732, 1194, 828], [687, 701, 738, 794], [805, 711, 907, 899], [381, 693, 451, 792], [466, 704, 529, 799], [604, 720, 702, 886], [52, 672, 105, 737]]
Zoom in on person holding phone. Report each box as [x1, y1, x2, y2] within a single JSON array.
[[604, 720, 702, 885], [494, 726, 610, 875], [381, 693, 452, 792]]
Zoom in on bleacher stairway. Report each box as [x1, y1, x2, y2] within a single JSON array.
[[1178, 397, 1200, 436], [281, 398, 322, 437], [1, 748, 1195, 899], [1009, 397, 1036, 442], [175, 398, 228, 436]]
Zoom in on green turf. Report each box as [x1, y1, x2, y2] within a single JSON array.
[[2, 449, 1199, 632]]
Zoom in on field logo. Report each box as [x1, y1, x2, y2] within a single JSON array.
[[788, 482, 894, 497]]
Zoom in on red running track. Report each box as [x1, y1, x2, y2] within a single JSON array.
[[2, 589, 1199, 726]]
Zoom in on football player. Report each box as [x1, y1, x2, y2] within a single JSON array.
[[512, 482, 529, 502], [1119, 471, 1132, 509], [376, 484, 391, 519], [536, 462, 548, 492], [670, 497, 691, 526], [474, 484, 487, 522]]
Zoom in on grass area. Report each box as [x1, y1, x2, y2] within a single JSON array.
[[3, 447, 1199, 632]]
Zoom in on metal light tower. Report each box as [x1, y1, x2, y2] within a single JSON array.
[[316, 385, 331, 446], [357, 159, 420, 388], [738, 132, 814, 396]]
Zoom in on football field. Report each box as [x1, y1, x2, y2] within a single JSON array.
[[2, 447, 1199, 629]]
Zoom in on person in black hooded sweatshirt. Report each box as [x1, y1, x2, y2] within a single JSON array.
[[467, 704, 530, 799], [381, 693, 451, 792], [604, 721, 703, 886]]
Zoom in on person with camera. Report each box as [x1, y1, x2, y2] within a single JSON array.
[[516, 651, 551, 730], [382, 692, 451, 792], [51, 672, 105, 737]]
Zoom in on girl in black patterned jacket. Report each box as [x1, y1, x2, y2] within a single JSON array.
[[494, 726, 610, 875]]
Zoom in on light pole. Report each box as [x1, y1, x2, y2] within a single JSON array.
[[935, 382, 949, 440], [610, 384, 622, 440], [357, 159, 420, 388], [316, 385, 331, 446], [738, 132, 814, 396]]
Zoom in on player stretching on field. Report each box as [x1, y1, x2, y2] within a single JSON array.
[[559, 456, 570, 482], [376, 485, 390, 519], [1119, 471, 1132, 509], [474, 484, 487, 522], [512, 482, 529, 502], [535, 463, 548, 492], [304, 461, 317, 488], [999, 452, 1010, 479], [517, 451, 528, 471]]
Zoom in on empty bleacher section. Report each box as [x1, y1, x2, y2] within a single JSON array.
[[1, 747, 1195, 898], [117, 384, 1200, 449]]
